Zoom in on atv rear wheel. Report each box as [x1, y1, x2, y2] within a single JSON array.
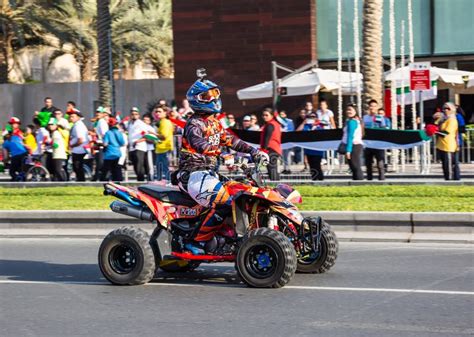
[[98, 226, 156, 285], [236, 228, 297, 288], [296, 220, 338, 274]]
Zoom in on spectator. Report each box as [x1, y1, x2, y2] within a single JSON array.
[[455, 105, 466, 149], [66, 101, 76, 112], [377, 108, 391, 129], [316, 99, 336, 129], [304, 101, 315, 115], [32, 113, 51, 167], [92, 106, 110, 181], [2, 118, 28, 181], [100, 117, 125, 181], [127, 107, 148, 181], [293, 109, 308, 165], [154, 107, 174, 180], [158, 98, 167, 107], [69, 109, 89, 181], [142, 113, 156, 181], [47, 118, 67, 181], [362, 99, 385, 180], [342, 104, 364, 180], [39, 97, 58, 114], [242, 115, 252, 130], [249, 114, 260, 131], [435, 102, 460, 180], [178, 98, 193, 116], [53, 109, 71, 131], [279, 110, 295, 174], [24, 124, 37, 154], [227, 114, 239, 129], [297, 112, 324, 180], [260, 108, 281, 181]]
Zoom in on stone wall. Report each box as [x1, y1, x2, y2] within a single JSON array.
[[0, 79, 174, 127]]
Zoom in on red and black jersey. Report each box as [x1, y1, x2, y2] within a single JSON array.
[[179, 114, 257, 172]]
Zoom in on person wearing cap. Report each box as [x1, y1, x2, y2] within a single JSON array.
[[154, 106, 174, 180], [435, 102, 460, 180], [69, 109, 89, 181], [127, 107, 148, 181], [100, 117, 125, 181], [47, 118, 67, 181], [242, 115, 252, 130], [3, 119, 28, 181], [92, 106, 110, 181]]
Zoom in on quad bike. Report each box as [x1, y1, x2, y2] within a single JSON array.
[[99, 157, 338, 288]]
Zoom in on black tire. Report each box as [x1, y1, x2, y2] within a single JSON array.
[[236, 228, 297, 288], [296, 220, 338, 274], [98, 226, 156, 285], [159, 256, 201, 272], [26, 166, 50, 182]]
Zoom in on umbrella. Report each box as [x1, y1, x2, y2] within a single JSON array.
[[236, 68, 363, 100], [385, 66, 474, 93]]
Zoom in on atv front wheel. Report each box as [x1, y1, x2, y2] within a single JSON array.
[[98, 226, 156, 285], [236, 228, 297, 288], [296, 220, 338, 274]]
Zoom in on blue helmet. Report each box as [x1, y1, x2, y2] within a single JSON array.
[[186, 76, 222, 115]]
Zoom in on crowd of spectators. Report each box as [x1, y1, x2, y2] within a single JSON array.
[[1, 96, 468, 182]]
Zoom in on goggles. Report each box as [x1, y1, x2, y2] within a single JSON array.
[[197, 88, 220, 103]]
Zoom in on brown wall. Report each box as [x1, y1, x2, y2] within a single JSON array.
[[172, 0, 317, 119]]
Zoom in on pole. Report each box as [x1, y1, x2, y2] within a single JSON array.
[[389, 0, 398, 171], [419, 90, 424, 173], [337, 0, 343, 126], [271, 61, 278, 112], [400, 21, 406, 172], [408, 0, 419, 170], [353, 0, 362, 115]]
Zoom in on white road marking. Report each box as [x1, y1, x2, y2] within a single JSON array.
[[0, 279, 472, 295]]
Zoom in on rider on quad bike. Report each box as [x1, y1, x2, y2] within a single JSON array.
[[175, 70, 269, 255]]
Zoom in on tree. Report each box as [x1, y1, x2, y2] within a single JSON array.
[[361, 0, 384, 111], [0, 1, 54, 83], [44, 0, 97, 81], [112, 0, 172, 78], [96, 0, 146, 106]]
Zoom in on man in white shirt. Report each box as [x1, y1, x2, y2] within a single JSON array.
[[69, 109, 89, 181], [93, 106, 110, 181], [127, 107, 148, 181]]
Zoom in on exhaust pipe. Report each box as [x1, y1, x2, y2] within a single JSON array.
[[110, 200, 154, 222]]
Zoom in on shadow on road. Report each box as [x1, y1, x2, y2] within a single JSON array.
[[0, 259, 242, 286]]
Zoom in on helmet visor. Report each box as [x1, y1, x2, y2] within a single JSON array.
[[197, 88, 221, 103]]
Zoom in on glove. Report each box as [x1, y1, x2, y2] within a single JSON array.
[[253, 150, 270, 165]]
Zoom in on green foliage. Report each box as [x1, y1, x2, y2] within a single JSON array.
[[0, 185, 472, 212]]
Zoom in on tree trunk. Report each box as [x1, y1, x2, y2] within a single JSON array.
[[362, 0, 384, 112], [96, 0, 111, 105], [0, 29, 9, 83]]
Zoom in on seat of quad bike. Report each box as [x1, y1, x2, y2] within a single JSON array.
[[138, 185, 197, 207]]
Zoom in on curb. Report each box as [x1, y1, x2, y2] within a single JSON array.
[[0, 210, 471, 243]]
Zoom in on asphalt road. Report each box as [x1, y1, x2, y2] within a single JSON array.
[[0, 239, 472, 337]]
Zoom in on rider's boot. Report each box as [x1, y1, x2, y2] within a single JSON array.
[[184, 207, 230, 255]]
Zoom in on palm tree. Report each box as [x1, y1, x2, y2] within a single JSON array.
[[361, 0, 384, 111], [0, 1, 55, 83], [96, 0, 146, 106], [44, 0, 97, 81], [112, 0, 172, 78]]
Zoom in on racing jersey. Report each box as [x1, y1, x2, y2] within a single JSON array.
[[179, 114, 257, 172]]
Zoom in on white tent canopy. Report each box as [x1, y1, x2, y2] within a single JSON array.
[[236, 68, 363, 100], [385, 66, 474, 93]]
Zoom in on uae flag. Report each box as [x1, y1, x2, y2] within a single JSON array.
[[230, 128, 431, 151]]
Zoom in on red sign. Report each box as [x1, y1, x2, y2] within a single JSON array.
[[410, 62, 431, 91]]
